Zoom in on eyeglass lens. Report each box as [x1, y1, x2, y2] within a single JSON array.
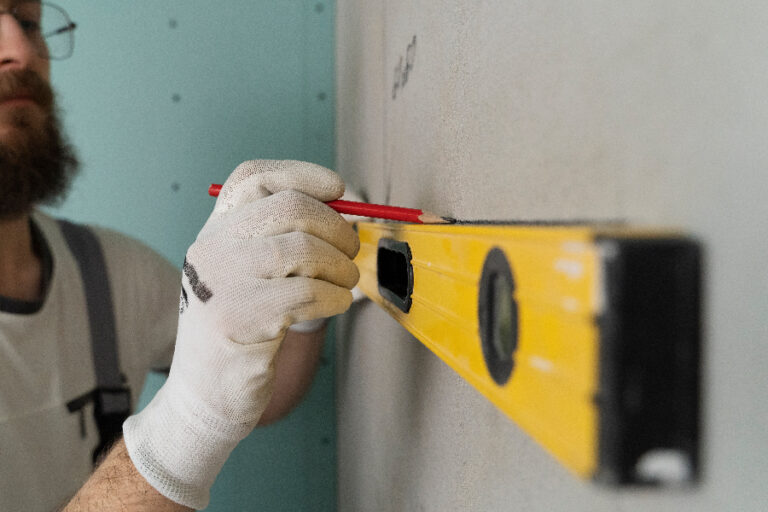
[[12, 1, 75, 60]]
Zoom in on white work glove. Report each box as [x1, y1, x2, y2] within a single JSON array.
[[123, 160, 360, 509], [290, 186, 368, 332]]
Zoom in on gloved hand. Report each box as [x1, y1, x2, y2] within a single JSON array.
[[289, 185, 368, 331], [123, 160, 360, 509]]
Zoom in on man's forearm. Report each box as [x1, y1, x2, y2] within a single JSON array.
[[63, 326, 324, 510], [62, 439, 191, 512], [257, 324, 326, 425]]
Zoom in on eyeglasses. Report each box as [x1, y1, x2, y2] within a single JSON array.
[[1, 1, 77, 60]]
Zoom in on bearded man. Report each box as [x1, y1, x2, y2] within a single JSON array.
[[0, 3, 359, 511]]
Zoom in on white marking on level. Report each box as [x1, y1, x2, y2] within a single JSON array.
[[555, 259, 584, 279], [529, 356, 554, 373], [562, 241, 589, 253], [635, 450, 692, 484], [562, 297, 580, 312]]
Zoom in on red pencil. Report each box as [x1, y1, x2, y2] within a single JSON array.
[[208, 183, 454, 224]]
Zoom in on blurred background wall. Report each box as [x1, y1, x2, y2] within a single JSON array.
[[45, 1, 768, 510], [335, 1, 768, 511], [47, 1, 337, 510]]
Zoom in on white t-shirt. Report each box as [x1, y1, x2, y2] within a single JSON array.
[[0, 211, 181, 511]]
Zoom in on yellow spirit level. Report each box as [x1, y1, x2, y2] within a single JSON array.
[[354, 221, 701, 486]]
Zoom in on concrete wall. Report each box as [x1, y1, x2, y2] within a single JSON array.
[[335, 1, 768, 511]]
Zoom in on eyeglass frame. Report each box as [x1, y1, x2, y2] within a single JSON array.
[[0, 1, 77, 60]]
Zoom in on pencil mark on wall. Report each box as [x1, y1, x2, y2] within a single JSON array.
[[392, 35, 417, 100]]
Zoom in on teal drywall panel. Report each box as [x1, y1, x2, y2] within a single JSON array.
[[48, 0, 335, 265], [46, 2, 336, 510]]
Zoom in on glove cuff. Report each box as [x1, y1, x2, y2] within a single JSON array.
[[123, 381, 247, 509]]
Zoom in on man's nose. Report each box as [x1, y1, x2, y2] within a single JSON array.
[[0, 14, 36, 71]]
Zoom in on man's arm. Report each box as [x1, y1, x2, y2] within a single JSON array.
[[258, 326, 326, 425], [63, 326, 326, 510], [64, 161, 359, 510], [61, 327, 325, 510], [62, 439, 190, 512]]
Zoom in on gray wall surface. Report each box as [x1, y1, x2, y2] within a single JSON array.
[[334, 1, 768, 511]]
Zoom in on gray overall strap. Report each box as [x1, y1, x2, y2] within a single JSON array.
[[58, 219, 131, 462]]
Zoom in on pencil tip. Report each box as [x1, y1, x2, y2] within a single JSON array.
[[419, 212, 456, 224]]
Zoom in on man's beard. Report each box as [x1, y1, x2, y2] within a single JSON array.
[[0, 69, 79, 219]]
